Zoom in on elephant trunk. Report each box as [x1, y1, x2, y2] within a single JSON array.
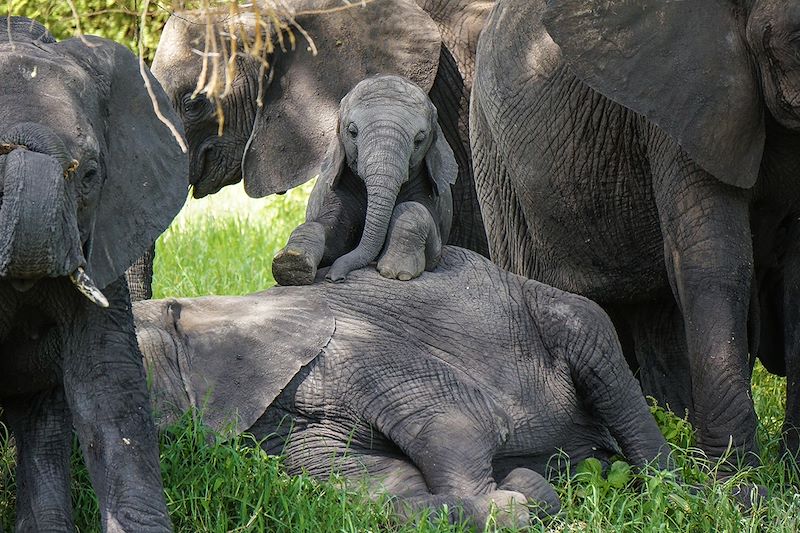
[[0, 123, 107, 306], [326, 145, 408, 282]]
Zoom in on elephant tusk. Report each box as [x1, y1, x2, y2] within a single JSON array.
[[69, 267, 109, 308]]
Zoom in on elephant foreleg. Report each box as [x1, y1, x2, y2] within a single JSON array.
[[273, 183, 365, 286], [377, 201, 442, 281], [62, 277, 171, 533], [651, 142, 758, 468], [4, 388, 73, 532]]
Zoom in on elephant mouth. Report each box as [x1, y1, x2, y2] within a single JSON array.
[[190, 140, 240, 198]]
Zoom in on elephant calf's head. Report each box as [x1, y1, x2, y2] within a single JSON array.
[[320, 75, 457, 280]]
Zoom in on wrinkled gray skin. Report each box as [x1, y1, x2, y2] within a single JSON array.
[[126, 244, 155, 301], [150, 0, 490, 258], [0, 17, 188, 532], [470, 0, 800, 472], [135, 247, 670, 529], [272, 76, 458, 285]]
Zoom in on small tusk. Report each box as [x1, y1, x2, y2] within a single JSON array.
[[69, 267, 109, 308]]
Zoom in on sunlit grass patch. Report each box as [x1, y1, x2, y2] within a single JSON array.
[[153, 181, 312, 298]]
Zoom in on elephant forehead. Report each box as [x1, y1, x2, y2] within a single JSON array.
[[0, 46, 101, 156]]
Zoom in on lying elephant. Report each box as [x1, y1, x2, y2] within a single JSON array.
[[134, 247, 670, 527]]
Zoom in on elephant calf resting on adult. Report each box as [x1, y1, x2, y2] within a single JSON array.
[[272, 75, 457, 285], [135, 247, 670, 527]]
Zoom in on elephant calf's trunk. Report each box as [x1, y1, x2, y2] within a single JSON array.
[[326, 178, 402, 282]]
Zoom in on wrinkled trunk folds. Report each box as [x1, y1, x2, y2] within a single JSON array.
[[0, 148, 83, 279], [327, 149, 407, 281]]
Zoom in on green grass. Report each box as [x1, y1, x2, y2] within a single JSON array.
[[3, 182, 800, 531]]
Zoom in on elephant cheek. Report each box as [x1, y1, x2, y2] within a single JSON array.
[[0, 149, 83, 279]]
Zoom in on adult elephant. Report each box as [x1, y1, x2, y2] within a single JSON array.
[[0, 17, 188, 531], [150, 0, 491, 256], [470, 0, 800, 472]]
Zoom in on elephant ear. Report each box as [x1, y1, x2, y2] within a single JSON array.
[[242, 0, 442, 197], [56, 36, 188, 288], [319, 123, 346, 191], [425, 121, 458, 196], [135, 288, 334, 435], [544, 0, 764, 189]]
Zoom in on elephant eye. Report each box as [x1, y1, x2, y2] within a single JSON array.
[[182, 94, 210, 118], [347, 122, 358, 139], [413, 131, 427, 149]]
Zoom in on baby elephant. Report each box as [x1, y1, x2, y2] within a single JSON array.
[[272, 75, 457, 285], [136, 247, 671, 528]]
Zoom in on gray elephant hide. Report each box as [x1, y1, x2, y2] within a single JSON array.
[[134, 289, 334, 435]]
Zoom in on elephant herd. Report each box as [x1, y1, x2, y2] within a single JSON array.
[[0, 0, 799, 530]]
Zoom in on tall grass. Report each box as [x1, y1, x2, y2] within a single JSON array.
[[2, 183, 800, 531]]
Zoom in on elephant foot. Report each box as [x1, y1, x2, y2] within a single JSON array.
[[780, 425, 800, 464], [272, 247, 317, 286], [394, 489, 529, 529], [715, 471, 768, 510], [730, 482, 768, 510], [475, 490, 530, 529], [498, 467, 561, 519], [377, 244, 426, 281]]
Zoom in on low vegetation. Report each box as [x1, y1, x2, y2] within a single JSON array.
[[1, 184, 800, 531]]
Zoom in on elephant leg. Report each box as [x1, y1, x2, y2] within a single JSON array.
[[273, 183, 365, 286], [62, 277, 171, 532], [497, 467, 560, 519], [377, 201, 442, 281], [650, 142, 757, 467], [626, 300, 693, 419], [125, 242, 155, 301], [553, 297, 671, 470], [779, 225, 800, 460], [272, 221, 327, 286], [4, 388, 73, 532]]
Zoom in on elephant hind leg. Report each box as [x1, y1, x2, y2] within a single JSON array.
[[377, 201, 442, 281], [625, 299, 693, 420]]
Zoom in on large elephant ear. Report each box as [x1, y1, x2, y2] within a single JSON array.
[[242, 0, 442, 197], [135, 288, 334, 435], [56, 36, 188, 288], [544, 0, 764, 189]]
